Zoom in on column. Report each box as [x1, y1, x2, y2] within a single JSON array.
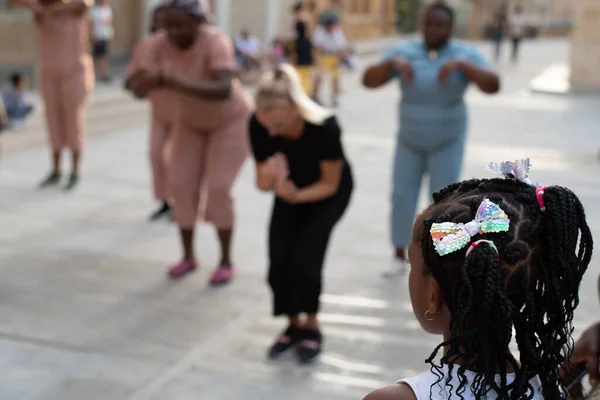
[[214, 0, 232, 34], [264, 0, 279, 43], [570, 0, 600, 91]]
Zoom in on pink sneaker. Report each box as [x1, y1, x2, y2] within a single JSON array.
[[209, 266, 235, 286], [168, 260, 197, 279]]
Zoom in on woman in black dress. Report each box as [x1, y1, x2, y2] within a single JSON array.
[[249, 63, 353, 364]]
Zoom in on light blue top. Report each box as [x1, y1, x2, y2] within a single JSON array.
[[381, 39, 492, 153]]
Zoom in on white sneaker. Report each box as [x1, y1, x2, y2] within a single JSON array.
[[382, 258, 408, 278]]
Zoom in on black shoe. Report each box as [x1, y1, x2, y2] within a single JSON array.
[[64, 174, 79, 191], [268, 325, 301, 360], [296, 328, 323, 364], [149, 202, 172, 221], [39, 171, 61, 188]]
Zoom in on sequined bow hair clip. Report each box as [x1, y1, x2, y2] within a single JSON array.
[[430, 199, 510, 256], [488, 157, 548, 214], [488, 158, 537, 186]]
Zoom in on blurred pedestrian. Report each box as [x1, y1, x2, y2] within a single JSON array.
[[1, 73, 34, 127], [312, 18, 347, 106], [249, 64, 353, 364], [270, 38, 287, 66], [128, 0, 251, 285], [288, 21, 318, 95], [490, 9, 507, 62], [14, 0, 95, 190], [508, 6, 526, 63], [125, 5, 174, 221], [362, 3, 500, 277], [91, 0, 114, 82], [234, 28, 262, 83]]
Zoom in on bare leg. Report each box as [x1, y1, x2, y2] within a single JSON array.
[[71, 151, 80, 177], [289, 315, 301, 327], [99, 56, 110, 78], [64, 151, 81, 190], [217, 228, 232, 267], [180, 228, 195, 261], [52, 150, 61, 174], [306, 314, 319, 331], [332, 77, 340, 106], [40, 150, 62, 188], [312, 72, 323, 102]]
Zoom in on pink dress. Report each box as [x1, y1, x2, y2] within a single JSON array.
[[144, 26, 252, 229], [36, 0, 95, 152]]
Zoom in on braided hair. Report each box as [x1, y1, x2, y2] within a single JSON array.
[[420, 178, 593, 400]]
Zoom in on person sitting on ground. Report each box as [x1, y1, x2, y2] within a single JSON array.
[[234, 28, 262, 82], [1, 73, 34, 125]]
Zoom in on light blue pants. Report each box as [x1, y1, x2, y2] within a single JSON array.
[[391, 137, 466, 249]]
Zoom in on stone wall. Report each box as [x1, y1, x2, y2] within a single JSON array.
[[570, 0, 600, 90]]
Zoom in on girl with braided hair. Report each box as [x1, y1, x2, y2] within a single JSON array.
[[365, 161, 593, 400]]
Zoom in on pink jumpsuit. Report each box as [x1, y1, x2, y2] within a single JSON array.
[[147, 27, 251, 230], [126, 35, 175, 202], [36, 0, 95, 153]]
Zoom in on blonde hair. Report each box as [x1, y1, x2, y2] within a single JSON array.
[[254, 63, 334, 125]]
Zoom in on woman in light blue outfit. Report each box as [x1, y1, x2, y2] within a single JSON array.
[[362, 4, 500, 276]]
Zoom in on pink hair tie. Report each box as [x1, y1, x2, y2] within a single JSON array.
[[536, 186, 548, 214], [465, 240, 498, 258]]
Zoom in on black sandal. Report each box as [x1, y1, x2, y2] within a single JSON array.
[[296, 328, 323, 364], [268, 325, 301, 360]]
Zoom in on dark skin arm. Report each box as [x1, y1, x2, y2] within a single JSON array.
[[124, 70, 149, 99], [460, 60, 500, 94], [362, 58, 413, 89], [362, 59, 395, 88], [163, 69, 234, 101]]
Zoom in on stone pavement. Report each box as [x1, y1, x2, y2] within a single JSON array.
[[1, 38, 600, 399]]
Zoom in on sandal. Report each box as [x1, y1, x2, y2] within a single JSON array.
[[296, 328, 323, 364], [168, 259, 197, 279], [209, 265, 235, 286], [268, 325, 301, 360]]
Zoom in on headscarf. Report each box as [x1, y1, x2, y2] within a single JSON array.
[[167, 0, 213, 22]]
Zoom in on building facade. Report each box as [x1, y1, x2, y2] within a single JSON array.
[[0, 0, 395, 80]]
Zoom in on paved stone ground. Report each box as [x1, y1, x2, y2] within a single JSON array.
[[1, 38, 600, 399]]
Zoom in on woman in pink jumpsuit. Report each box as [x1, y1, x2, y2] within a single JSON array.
[[128, 0, 251, 285], [126, 5, 175, 221], [16, 0, 95, 190]]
